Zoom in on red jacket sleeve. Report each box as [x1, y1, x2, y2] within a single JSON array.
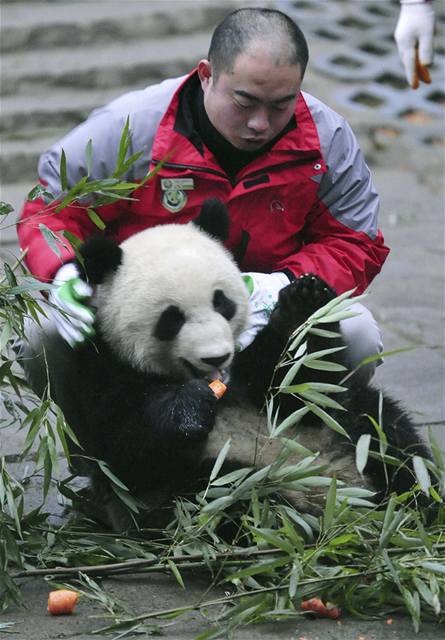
[[17, 193, 122, 282]]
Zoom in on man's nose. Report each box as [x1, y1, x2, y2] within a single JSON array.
[[247, 108, 269, 133]]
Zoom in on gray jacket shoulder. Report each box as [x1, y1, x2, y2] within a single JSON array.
[[302, 91, 380, 239]]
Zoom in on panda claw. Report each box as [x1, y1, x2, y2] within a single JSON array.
[[271, 273, 337, 331]]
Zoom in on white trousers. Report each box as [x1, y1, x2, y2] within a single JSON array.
[[340, 302, 383, 385]]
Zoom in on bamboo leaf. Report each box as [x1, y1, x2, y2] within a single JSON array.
[[224, 557, 290, 582], [279, 357, 305, 388], [300, 390, 346, 411], [308, 327, 342, 338], [85, 139, 93, 176], [251, 528, 294, 555], [356, 433, 371, 474], [421, 562, 445, 575], [87, 208, 106, 231], [306, 403, 350, 439], [201, 495, 234, 514], [210, 467, 252, 487], [110, 484, 140, 514], [114, 116, 131, 175], [97, 460, 130, 491], [209, 438, 232, 482], [289, 562, 300, 598], [323, 476, 337, 531], [413, 456, 431, 496], [379, 498, 406, 550], [303, 359, 347, 372], [167, 559, 185, 589], [271, 406, 309, 437], [0, 201, 14, 215], [60, 148, 68, 191], [316, 309, 359, 324], [39, 224, 62, 257]]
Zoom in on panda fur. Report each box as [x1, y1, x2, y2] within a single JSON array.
[[52, 199, 432, 531]]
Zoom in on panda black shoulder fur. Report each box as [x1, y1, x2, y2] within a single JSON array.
[[56, 199, 431, 531]]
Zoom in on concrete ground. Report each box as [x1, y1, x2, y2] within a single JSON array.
[[1, 1, 444, 639]]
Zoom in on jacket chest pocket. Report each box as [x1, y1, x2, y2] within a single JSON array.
[[129, 173, 230, 225], [229, 169, 322, 271]]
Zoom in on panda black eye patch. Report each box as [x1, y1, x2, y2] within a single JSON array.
[[154, 305, 186, 341], [213, 289, 236, 321]]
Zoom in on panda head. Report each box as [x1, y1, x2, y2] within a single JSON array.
[[78, 199, 249, 382]]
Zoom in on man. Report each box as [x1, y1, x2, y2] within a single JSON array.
[[17, 7, 389, 384]]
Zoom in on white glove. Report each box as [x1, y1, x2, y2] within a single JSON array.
[[48, 263, 95, 347], [236, 272, 290, 351], [395, 1, 434, 88]]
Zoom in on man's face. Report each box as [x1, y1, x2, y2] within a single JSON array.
[[198, 47, 302, 151]]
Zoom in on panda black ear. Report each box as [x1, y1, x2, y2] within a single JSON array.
[[76, 234, 123, 284], [193, 198, 229, 243]]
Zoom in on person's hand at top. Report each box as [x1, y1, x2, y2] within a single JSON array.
[[395, 0, 435, 89]]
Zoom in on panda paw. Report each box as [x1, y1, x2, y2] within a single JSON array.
[[271, 273, 336, 334], [176, 379, 218, 441]]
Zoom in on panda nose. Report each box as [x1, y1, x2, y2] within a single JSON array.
[[201, 354, 231, 368]]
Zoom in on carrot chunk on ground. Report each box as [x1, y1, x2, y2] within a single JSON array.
[[300, 596, 341, 619], [47, 589, 79, 615]]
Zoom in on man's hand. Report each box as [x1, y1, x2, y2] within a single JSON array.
[[236, 271, 290, 351], [49, 263, 95, 347], [395, 1, 434, 89]]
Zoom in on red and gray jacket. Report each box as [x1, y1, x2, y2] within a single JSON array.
[[18, 71, 389, 293]]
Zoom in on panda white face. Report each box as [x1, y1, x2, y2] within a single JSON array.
[[93, 223, 249, 381]]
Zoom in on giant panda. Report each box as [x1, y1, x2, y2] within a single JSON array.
[[49, 199, 432, 531]]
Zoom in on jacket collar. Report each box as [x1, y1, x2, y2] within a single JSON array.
[[152, 69, 323, 175]]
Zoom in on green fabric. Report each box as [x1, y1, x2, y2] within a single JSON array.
[[58, 278, 95, 324], [242, 274, 255, 296]]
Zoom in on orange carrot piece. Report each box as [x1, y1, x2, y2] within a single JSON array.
[[301, 596, 341, 619], [47, 589, 79, 615], [209, 379, 227, 399], [413, 47, 431, 89]]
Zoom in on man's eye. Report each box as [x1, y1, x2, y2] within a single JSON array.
[[272, 104, 288, 112], [235, 100, 252, 110]]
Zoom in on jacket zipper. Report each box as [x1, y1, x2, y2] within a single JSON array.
[[152, 154, 322, 188], [151, 159, 227, 180]]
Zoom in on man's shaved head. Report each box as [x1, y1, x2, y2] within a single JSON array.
[[208, 7, 309, 80]]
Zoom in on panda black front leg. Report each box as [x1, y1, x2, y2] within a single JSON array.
[[148, 379, 218, 442], [270, 273, 337, 335]]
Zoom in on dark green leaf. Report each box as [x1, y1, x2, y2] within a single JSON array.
[[0, 201, 14, 215], [39, 224, 62, 257], [85, 139, 93, 176], [60, 148, 68, 191], [87, 208, 106, 231]]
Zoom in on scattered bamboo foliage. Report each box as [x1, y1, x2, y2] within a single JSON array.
[[0, 123, 444, 637]]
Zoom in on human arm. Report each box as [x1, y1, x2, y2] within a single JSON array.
[[274, 114, 390, 295], [16, 76, 184, 282], [17, 106, 134, 281], [395, 0, 434, 88], [236, 271, 290, 351]]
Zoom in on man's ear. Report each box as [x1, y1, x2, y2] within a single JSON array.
[[197, 59, 213, 91]]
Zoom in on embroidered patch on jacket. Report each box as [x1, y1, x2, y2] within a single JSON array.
[[161, 178, 194, 213]]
